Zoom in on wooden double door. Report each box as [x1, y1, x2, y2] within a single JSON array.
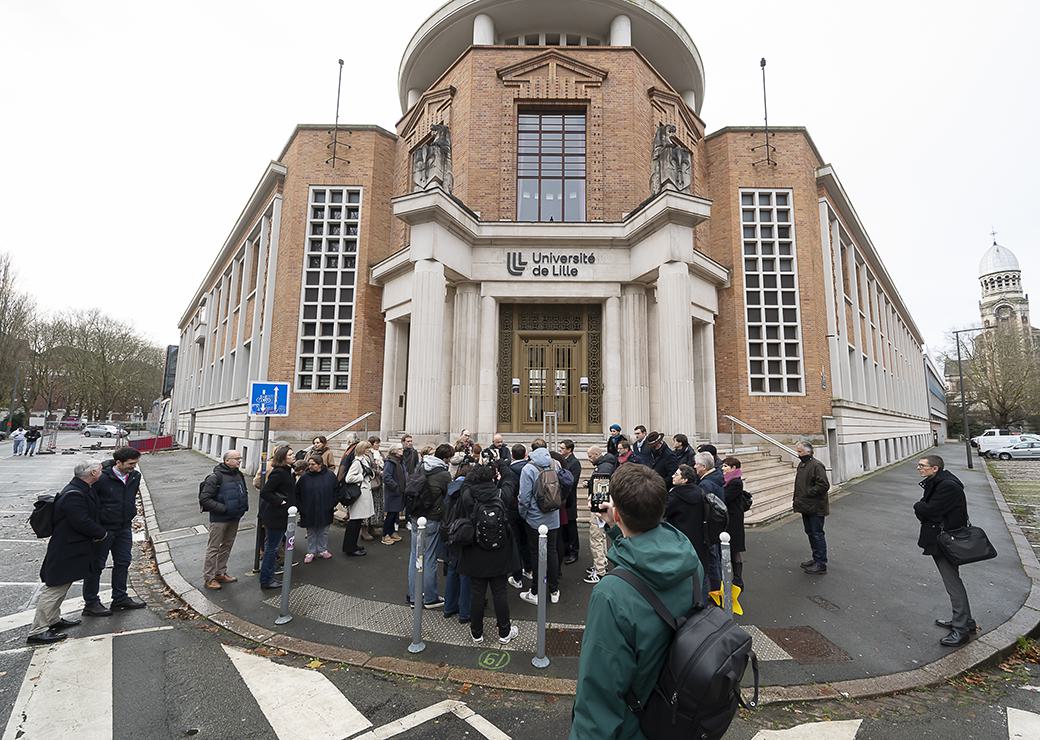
[[516, 333, 586, 434]]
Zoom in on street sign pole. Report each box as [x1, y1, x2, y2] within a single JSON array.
[[252, 415, 271, 573]]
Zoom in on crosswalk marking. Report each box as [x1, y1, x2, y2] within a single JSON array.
[[1008, 707, 1040, 739], [0, 589, 112, 634], [752, 719, 863, 739], [223, 645, 372, 739], [1, 627, 172, 739], [350, 699, 510, 740]]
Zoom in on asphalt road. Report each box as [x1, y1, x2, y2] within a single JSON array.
[[1, 442, 1039, 738]]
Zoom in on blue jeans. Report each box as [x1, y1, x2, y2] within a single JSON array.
[[12, 439, 24, 455], [84, 525, 132, 604], [259, 527, 285, 585], [802, 514, 828, 565], [444, 562, 471, 620], [407, 518, 441, 605]]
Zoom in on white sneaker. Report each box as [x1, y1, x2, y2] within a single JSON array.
[[522, 570, 533, 580], [507, 576, 523, 589], [519, 590, 538, 605], [498, 625, 520, 644], [472, 634, 484, 643], [583, 572, 602, 584], [550, 590, 560, 604]]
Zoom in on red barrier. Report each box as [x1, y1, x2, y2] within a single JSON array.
[[129, 436, 174, 452]]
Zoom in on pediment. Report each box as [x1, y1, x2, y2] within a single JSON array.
[[400, 86, 456, 150], [498, 51, 608, 97], [648, 87, 704, 145]]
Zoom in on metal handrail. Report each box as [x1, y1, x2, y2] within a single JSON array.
[[723, 414, 799, 459], [326, 411, 378, 442]]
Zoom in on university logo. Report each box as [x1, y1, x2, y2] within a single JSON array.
[[506, 251, 529, 276]]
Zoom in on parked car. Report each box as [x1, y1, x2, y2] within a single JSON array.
[[994, 441, 1040, 461], [972, 429, 1023, 456], [83, 424, 118, 438]]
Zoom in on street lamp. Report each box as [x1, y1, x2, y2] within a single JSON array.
[[952, 326, 992, 469]]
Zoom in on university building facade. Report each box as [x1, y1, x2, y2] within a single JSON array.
[[172, 0, 933, 482]]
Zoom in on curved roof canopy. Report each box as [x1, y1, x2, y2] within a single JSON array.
[[398, 0, 705, 114], [979, 242, 1020, 277]]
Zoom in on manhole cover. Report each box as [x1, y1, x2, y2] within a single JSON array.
[[544, 627, 584, 657], [759, 626, 850, 664]]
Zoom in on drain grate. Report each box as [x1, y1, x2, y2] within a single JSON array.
[[759, 626, 851, 663]]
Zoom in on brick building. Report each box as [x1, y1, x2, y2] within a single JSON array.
[[172, 0, 933, 481]]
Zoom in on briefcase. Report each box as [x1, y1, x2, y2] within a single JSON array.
[[937, 524, 997, 566]]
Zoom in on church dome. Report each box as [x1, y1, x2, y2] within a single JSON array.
[[979, 242, 1020, 277]]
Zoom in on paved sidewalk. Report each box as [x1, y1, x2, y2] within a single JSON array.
[[138, 444, 1039, 699]]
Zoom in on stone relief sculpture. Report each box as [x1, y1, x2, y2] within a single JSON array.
[[412, 123, 454, 193], [649, 123, 692, 195]]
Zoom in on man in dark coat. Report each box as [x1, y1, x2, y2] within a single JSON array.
[[199, 450, 249, 590], [645, 431, 678, 490], [697, 443, 724, 471], [914, 454, 975, 646], [664, 464, 711, 595], [401, 434, 419, 475], [28, 461, 109, 644], [506, 444, 530, 586], [83, 447, 147, 617], [558, 439, 584, 564], [793, 440, 830, 575], [489, 433, 511, 461], [693, 451, 725, 587]]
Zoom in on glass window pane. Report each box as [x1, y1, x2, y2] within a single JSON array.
[[541, 180, 563, 222], [517, 179, 539, 221], [564, 180, 585, 221]]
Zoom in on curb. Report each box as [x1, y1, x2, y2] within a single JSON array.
[[137, 464, 1040, 704]]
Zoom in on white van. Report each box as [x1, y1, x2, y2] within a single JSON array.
[[972, 428, 1022, 456]]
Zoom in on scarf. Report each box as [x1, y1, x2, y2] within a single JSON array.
[[724, 468, 742, 485]]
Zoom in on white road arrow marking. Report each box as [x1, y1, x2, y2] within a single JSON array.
[[223, 645, 372, 740], [752, 719, 863, 739], [1008, 707, 1040, 739], [350, 699, 509, 740]]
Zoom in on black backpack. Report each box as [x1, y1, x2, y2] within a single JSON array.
[[29, 493, 59, 538], [404, 465, 438, 518], [474, 496, 508, 551], [606, 569, 759, 740]]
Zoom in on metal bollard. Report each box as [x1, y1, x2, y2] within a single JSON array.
[[532, 524, 550, 669], [275, 507, 298, 625], [408, 517, 427, 654], [719, 531, 733, 615]]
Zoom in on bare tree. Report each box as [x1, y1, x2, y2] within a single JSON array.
[[959, 325, 1040, 428], [0, 253, 34, 415]]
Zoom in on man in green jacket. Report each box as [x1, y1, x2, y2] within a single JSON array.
[[570, 464, 703, 739]]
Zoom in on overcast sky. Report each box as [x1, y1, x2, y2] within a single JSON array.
[[2, 0, 1035, 359]]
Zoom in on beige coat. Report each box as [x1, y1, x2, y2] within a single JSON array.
[[344, 455, 375, 521]]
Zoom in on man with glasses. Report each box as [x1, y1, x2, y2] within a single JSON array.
[[645, 431, 679, 491], [793, 440, 830, 575], [198, 450, 249, 590], [83, 447, 147, 616], [914, 455, 975, 646]]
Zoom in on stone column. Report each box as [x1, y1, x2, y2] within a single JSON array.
[[450, 283, 480, 434], [380, 319, 399, 437], [473, 13, 495, 45], [602, 296, 622, 433], [406, 260, 447, 435], [620, 285, 650, 430], [654, 262, 696, 435], [694, 321, 718, 436], [609, 15, 632, 46], [440, 286, 456, 435], [476, 294, 498, 438]]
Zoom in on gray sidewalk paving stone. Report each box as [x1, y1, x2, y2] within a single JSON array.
[[138, 444, 1040, 698]]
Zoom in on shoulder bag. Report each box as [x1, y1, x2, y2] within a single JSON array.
[[937, 521, 997, 566]]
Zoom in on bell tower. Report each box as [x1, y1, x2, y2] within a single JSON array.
[[979, 239, 1030, 329]]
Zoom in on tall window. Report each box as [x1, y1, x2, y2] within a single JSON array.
[[741, 189, 804, 394], [517, 111, 585, 222], [297, 187, 361, 392]]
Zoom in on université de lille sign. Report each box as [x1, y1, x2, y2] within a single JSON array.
[[506, 250, 596, 278]]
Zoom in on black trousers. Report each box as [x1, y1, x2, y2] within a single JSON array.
[[525, 525, 559, 595], [470, 575, 511, 638], [342, 519, 363, 554], [511, 516, 532, 579], [561, 487, 579, 557]]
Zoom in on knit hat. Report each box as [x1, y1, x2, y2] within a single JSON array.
[[609, 423, 621, 432]]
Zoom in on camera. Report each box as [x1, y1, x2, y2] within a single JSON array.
[[589, 474, 611, 512]]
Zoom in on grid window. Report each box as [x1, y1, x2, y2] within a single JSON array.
[[517, 111, 586, 222], [741, 189, 804, 394], [297, 187, 360, 392]]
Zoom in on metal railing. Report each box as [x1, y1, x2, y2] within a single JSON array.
[[723, 414, 799, 459], [542, 412, 559, 452], [297, 411, 379, 458]]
